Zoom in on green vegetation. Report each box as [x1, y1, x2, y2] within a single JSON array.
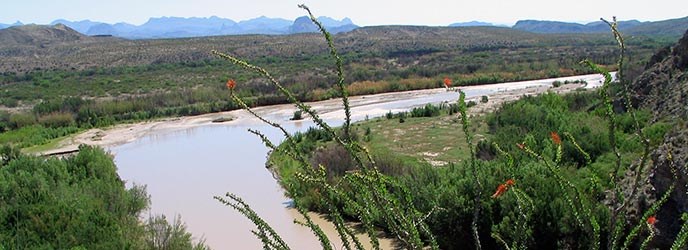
[[215, 11, 688, 250], [270, 90, 673, 249], [2, 5, 685, 249], [0, 13, 672, 149], [291, 110, 304, 121], [0, 145, 209, 249]]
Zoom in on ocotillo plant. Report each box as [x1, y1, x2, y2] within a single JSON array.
[[212, 6, 688, 249], [213, 4, 437, 250]]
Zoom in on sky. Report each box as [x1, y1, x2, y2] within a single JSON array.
[[1, 0, 687, 26]]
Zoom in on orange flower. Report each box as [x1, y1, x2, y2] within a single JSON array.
[[647, 215, 657, 225], [491, 184, 508, 198], [443, 77, 452, 88], [516, 143, 525, 150], [492, 179, 516, 199], [226, 79, 236, 90], [550, 131, 561, 145]]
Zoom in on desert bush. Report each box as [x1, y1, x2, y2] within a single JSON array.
[[291, 110, 304, 120], [37, 111, 75, 128], [8, 113, 36, 129], [410, 103, 441, 118], [143, 214, 210, 250]]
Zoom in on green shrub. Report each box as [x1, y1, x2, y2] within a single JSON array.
[[291, 110, 303, 120], [38, 112, 75, 128], [8, 113, 36, 129]]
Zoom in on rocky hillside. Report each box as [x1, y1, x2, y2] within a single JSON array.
[[513, 19, 642, 33], [0, 25, 622, 73], [630, 29, 688, 248], [632, 30, 688, 119], [514, 16, 688, 37], [0, 24, 93, 46]]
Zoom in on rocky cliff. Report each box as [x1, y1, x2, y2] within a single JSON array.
[[630, 29, 688, 248]]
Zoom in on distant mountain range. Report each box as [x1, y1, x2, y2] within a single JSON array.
[[449, 21, 499, 27], [0, 21, 23, 30], [1, 16, 686, 39], [513, 16, 688, 35], [0, 16, 357, 39]]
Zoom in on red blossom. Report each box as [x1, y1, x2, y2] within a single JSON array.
[[226, 79, 236, 90], [550, 131, 561, 145], [647, 215, 657, 225], [516, 143, 525, 150], [443, 77, 452, 88], [505, 179, 516, 187], [491, 184, 508, 198]]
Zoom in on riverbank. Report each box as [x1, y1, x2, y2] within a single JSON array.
[[37, 73, 607, 156], [100, 72, 608, 249]]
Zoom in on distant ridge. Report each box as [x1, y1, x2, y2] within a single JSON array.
[[449, 21, 494, 27], [0, 25, 587, 73], [0, 21, 23, 30], [513, 16, 688, 37], [0, 24, 93, 46], [0, 16, 359, 39], [2, 16, 686, 40]]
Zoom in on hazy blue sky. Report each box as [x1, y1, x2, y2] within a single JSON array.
[[2, 0, 686, 26]]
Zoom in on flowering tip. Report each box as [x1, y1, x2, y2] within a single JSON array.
[[443, 77, 452, 88], [647, 215, 657, 225], [505, 179, 516, 186], [491, 184, 508, 198], [516, 143, 525, 150], [226, 79, 236, 90], [550, 131, 561, 145]]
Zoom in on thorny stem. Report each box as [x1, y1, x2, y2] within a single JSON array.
[[294, 204, 334, 250], [213, 6, 441, 250], [298, 4, 352, 142], [212, 50, 340, 145], [215, 193, 290, 250], [228, 92, 312, 172], [602, 17, 653, 237], [582, 59, 627, 250], [520, 143, 600, 249], [459, 90, 482, 250]]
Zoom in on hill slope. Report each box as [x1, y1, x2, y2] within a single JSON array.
[[0, 25, 620, 73], [0, 24, 91, 46], [513, 17, 688, 37], [630, 29, 688, 248]]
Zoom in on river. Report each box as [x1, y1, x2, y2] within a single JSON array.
[[110, 73, 609, 249]]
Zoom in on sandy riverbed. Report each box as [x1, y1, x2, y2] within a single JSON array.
[[39, 73, 603, 156]]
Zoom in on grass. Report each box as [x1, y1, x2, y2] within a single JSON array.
[[21, 135, 72, 154], [356, 110, 488, 167]]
